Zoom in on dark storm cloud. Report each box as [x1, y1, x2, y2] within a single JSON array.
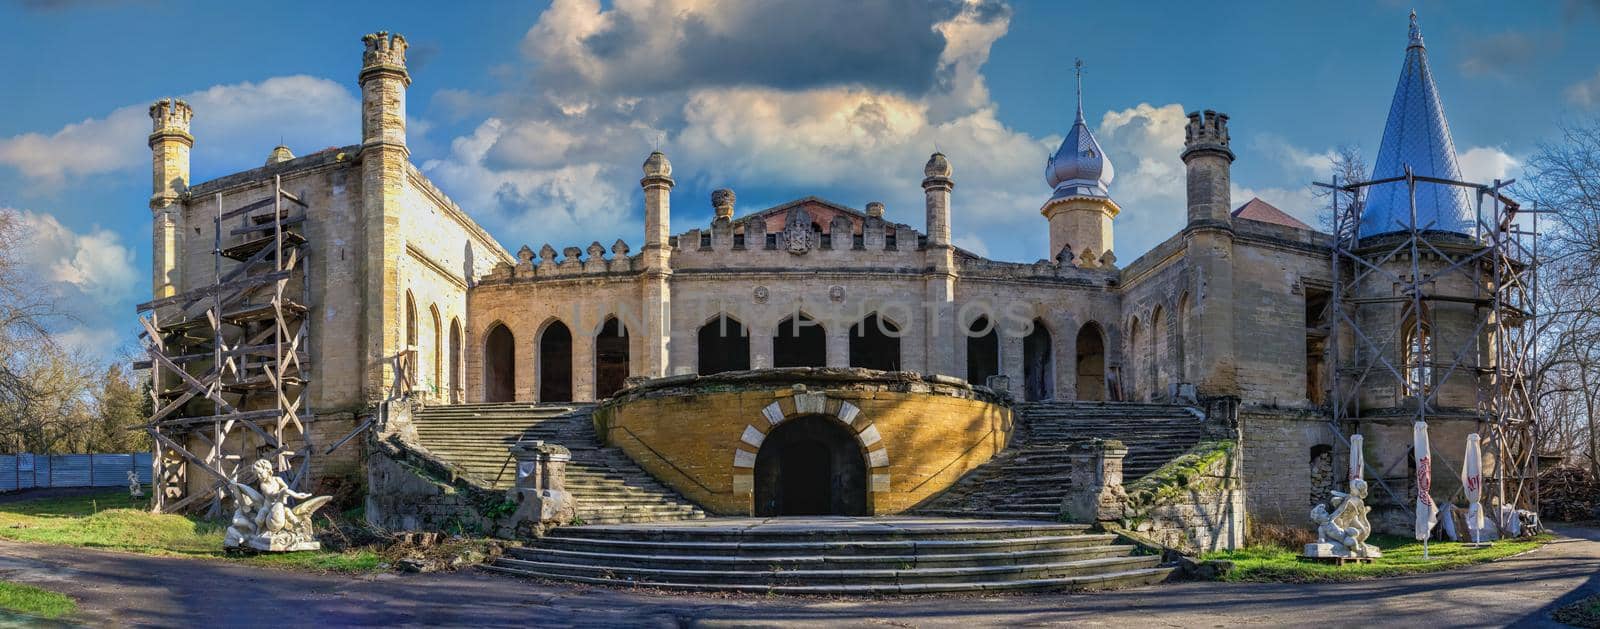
[[539, 0, 983, 96]]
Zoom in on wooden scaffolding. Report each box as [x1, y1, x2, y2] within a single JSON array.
[[135, 175, 313, 515]]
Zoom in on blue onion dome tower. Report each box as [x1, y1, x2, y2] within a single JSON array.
[[1041, 59, 1119, 267]]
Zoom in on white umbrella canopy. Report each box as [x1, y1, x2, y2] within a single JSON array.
[[1349, 434, 1364, 482], [1414, 421, 1439, 541], [1462, 433, 1485, 541]]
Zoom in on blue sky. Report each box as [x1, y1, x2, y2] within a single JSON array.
[[2, 0, 1597, 359]]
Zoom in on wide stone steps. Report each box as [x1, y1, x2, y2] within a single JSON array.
[[486, 517, 1173, 594], [914, 401, 1207, 520], [410, 402, 707, 525]]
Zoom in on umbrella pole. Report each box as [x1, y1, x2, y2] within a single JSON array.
[[1424, 537, 1429, 560]]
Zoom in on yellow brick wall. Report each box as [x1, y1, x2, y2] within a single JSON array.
[[595, 377, 1011, 515]]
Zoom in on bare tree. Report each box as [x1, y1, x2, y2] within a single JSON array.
[[1311, 145, 1368, 234]]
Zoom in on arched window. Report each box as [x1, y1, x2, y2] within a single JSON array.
[[1126, 317, 1141, 400], [449, 318, 463, 403], [1023, 319, 1054, 401], [483, 323, 515, 403], [405, 291, 417, 348], [966, 316, 999, 387], [539, 320, 573, 403], [1075, 322, 1106, 401], [429, 304, 442, 394], [774, 313, 827, 368], [1402, 310, 1432, 396], [698, 314, 750, 375], [595, 317, 630, 399], [1151, 306, 1167, 398], [848, 313, 900, 372]]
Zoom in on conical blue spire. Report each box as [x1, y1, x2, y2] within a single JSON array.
[[1358, 11, 1476, 238], [1045, 59, 1114, 200]]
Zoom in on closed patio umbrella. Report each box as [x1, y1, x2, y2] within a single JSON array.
[[1414, 421, 1439, 556], [1462, 433, 1484, 543]]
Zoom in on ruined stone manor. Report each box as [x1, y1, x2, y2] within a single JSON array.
[[138, 16, 1535, 592]]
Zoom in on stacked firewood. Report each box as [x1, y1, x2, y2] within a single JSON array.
[[1538, 466, 1599, 522]]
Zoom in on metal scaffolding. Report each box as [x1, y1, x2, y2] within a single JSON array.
[[1317, 167, 1541, 525], [135, 175, 314, 515]]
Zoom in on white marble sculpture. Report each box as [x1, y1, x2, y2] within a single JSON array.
[[224, 459, 331, 552], [1305, 478, 1382, 559], [128, 470, 143, 498]]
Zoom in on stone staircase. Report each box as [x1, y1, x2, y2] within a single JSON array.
[[917, 402, 1206, 520], [486, 516, 1173, 594], [410, 402, 706, 525]]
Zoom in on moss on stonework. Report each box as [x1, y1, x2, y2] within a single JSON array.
[[1125, 439, 1237, 510]]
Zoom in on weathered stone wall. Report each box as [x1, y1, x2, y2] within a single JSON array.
[[1121, 440, 1245, 553], [1239, 407, 1340, 527], [593, 369, 1012, 515], [1229, 224, 1334, 407]]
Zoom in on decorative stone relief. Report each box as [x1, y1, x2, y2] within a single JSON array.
[[753, 286, 769, 304], [782, 205, 816, 254], [829, 285, 845, 303], [224, 459, 331, 552]]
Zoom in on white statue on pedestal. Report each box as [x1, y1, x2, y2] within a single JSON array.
[[224, 459, 331, 552], [1306, 478, 1382, 559], [128, 470, 143, 498]]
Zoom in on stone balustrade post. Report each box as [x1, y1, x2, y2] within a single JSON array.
[[509, 440, 576, 536], [1061, 439, 1129, 523]]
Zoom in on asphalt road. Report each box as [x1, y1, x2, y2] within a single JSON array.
[[0, 527, 1595, 628]]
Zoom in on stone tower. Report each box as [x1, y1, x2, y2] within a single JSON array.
[[922, 152, 957, 376], [148, 98, 192, 303], [359, 31, 411, 399], [1041, 61, 1118, 265], [1181, 110, 1237, 396], [640, 151, 675, 377]]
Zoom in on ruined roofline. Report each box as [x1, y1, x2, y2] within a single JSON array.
[[187, 144, 359, 197]]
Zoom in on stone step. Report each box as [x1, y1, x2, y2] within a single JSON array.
[[532, 533, 1118, 558], [511, 543, 1133, 572], [482, 562, 1174, 595], [491, 554, 1162, 588]]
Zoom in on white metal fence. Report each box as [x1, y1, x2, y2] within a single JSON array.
[[0, 453, 153, 492]]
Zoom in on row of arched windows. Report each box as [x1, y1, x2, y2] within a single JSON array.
[[1125, 294, 1190, 402], [478, 313, 1117, 403], [404, 291, 463, 401]]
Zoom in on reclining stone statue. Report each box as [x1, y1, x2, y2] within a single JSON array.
[[224, 459, 332, 552], [1305, 478, 1381, 559]]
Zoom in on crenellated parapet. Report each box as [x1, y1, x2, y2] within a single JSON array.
[[148, 98, 193, 146], [484, 238, 638, 282]]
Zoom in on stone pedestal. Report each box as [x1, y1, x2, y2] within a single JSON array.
[[1061, 439, 1128, 523], [510, 441, 576, 537]]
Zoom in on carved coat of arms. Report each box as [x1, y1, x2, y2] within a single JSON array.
[[781, 206, 816, 255]]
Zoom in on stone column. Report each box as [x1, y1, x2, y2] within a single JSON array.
[[640, 152, 674, 378], [509, 441, 575, 537], [1061, 439, 1129, 523], [359, 31, 412, 402], [825, 323, 849, 368], [1181, 110, 1238, 397], [148, 98, 191, 321]]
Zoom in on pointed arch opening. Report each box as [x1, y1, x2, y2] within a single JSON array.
[[539, 320, 573, 403], [966, 315, 999, 387], [1126, 316, 1142, 401], [1402, 308, 1433, 396], [848, 313, 900, 372], [595, 316, 630, 400], [753, 415, 868, 516], [483, 323, 515, 403], [1177, 292, 1191, 385], [1075, 321, 1106, 401], [1023, 319, 1054, 401], [429, 304, 442, 395], [774, 313, 826, 368], [449, 318, 463, 403], [698, 314, 750, 375], [1151, 306, 1167, 399]]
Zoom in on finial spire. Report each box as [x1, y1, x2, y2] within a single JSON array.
[[1073, 58, 1085, 123], [1408, 9, 1424, 48]]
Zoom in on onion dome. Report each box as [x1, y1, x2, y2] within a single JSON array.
[[1359, 11, 1475, 238], [265, 145, 294, 166], [924, 152, 952, 179], [642, 150, 672, 178], [1046, 60, 1113, 200]]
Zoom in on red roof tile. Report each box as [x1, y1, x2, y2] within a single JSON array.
[[1232, 197, 1311, 230]]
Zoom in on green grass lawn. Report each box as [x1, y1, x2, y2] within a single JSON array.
[[0, 581, 76, 620], [1202, 533, 1551, 582], [0, 489, 381, 573]]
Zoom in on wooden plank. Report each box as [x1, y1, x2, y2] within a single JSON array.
[[229, 215, 305, 235], [137, 271, 290, 312], [217, 196, 277, 221]]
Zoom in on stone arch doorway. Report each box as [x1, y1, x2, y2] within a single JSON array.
[[966, 315, 999, 386], [698, 314, 750, 375], [1075, 321, 1106, 401], [539, 320, 573, 403], [774, 313, 826, 368], [483, 323, 515, 402], [1023, 319, 1053, 401], [449, 318, 462, 403], [594, 317, 629, 399], [753, 415, 868, 516], [849, 313, 900, 371]]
